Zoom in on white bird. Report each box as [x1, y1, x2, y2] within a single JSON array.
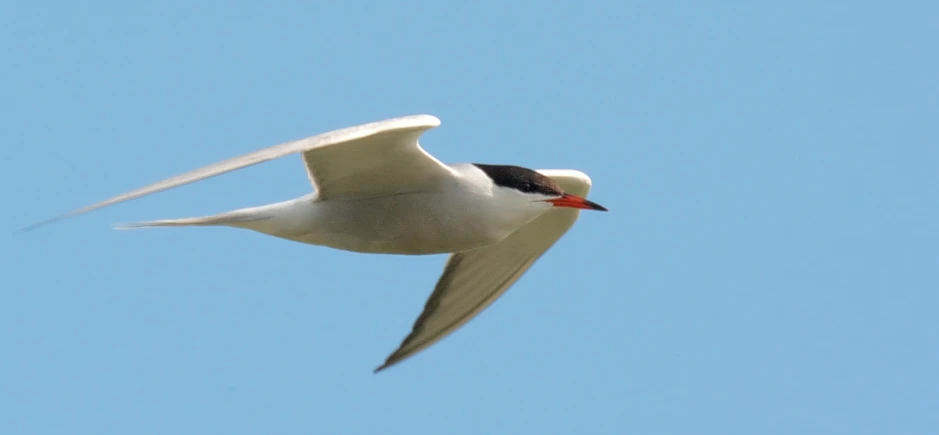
[[20, 114, 607, 372]]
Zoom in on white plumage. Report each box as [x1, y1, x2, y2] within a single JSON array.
[[21, 114, 607, 372]]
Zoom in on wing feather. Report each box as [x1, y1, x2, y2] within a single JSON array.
[[375, 170, 595, 372], [19, 114, 447, 232]]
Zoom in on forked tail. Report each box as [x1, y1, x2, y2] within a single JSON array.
[[114, 211, 272, 230], [112, 197, 314, 235]]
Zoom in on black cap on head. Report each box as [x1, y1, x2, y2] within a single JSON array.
[[472, 164, 564, 196]]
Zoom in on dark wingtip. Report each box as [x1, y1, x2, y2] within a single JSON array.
[[14, 209, 88, 234], [373, 361, 393, 374], [14, 217, 62, 234], [373, 350, 411, 374]]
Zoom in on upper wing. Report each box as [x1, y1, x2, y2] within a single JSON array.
[[300, 116, 453, 200], [374, 170, 595, 372], [19, 114, 451, 232]]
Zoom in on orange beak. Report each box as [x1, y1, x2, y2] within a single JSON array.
[[547, 193, 608, 211]]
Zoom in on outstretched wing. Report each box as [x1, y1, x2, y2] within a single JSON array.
[[375, 170, 595, 372], [19, 114, 452, 231], [300, 116, 453, 200]]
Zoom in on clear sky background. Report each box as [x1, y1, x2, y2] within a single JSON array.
[[2, 2, 937, 434]]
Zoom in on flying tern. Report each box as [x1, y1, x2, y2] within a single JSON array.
[[21, 114, 608, 372]]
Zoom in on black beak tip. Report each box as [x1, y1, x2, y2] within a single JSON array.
[[584, 198, 608, 212]]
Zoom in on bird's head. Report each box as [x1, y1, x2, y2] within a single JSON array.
[[473, 164, 608, 216]]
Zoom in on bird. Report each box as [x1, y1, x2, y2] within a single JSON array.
[[19, 114, 608, 372]]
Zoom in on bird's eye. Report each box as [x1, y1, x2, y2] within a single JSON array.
[[520, 183, 534, 192]]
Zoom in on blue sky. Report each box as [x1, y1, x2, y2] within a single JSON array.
[[2, 1, 937, 434]]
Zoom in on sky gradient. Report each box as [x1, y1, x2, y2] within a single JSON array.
[[3, 2, 937, 434]]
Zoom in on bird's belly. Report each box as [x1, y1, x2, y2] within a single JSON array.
[[286, 195, 504, 255]]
